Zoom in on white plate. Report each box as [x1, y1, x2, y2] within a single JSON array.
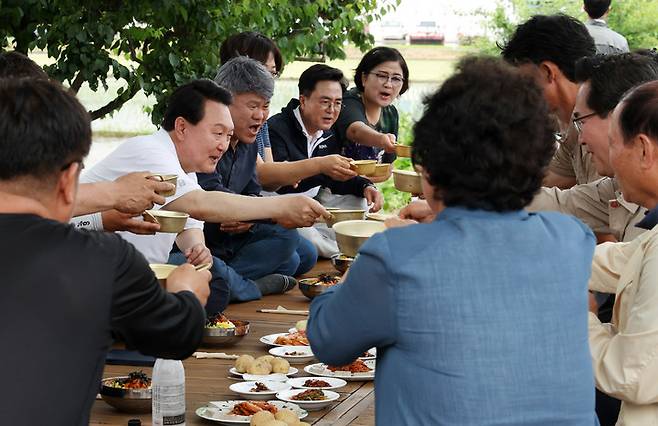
[[228, 381, 291, 400], [268, 346, 315, 364], [260, 332, 310, 348], [196, 400, 307, 424], [276, 389, 340, 411], [228, 366, 298, 380], [304, 360, 375, 381], [287, 376, 347, 390], [359, 348, 377, 360]]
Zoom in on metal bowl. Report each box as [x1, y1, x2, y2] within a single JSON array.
[[350, 160, 377, 176], [372, 163, 392, 177], [333, 220, 386, 257], [100, 378, 151, 413], [149, 263, 177, 287], [392, 169, 422, 194], [148, 173, 178, 197], [298, 279, 331, 300], [202, 319, 250, 347], [325, 208, 365, 228], [142, 210, 189, 233], [395, 144, 412, 157], [330, 254, 354, 274]]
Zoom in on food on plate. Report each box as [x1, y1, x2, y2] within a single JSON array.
[[270, 357, 290, 374], [206, 312, 235, 329], [256, 355, 275, 364], [236, 354, 256, 373], [231, 400, 278, 416], [303, 379, 331, 388], [265, 421, 287, 426], [248, 358, 273, 375], [291, 389, 327, 401], [284, 351, 305, 356], [294, 319, 307, 332], [250, 382, 270, 392], [105, 370, 151, 389], [274, 331, 309, 346], [328, 359, 372, 373], [274, 408, 299, 424], [250, 409, 275, 425]]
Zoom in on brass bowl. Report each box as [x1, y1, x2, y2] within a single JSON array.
[[148, 173, 178, 197], [330, 254, 354, 274], [394, 144, 412, 157], [142, 210, 189, 233], [333, 220, 386, 257], [202, 319, 250, 347], [149, 263, 177, 287], [365, 212, 396, 222], [325, 208, 365, 228], [372, 163, 392, 177], [350, 160, 377, 176], [100, 378, 151, 414], [393, 169, 422, 194], [298, 277, 340, 300]]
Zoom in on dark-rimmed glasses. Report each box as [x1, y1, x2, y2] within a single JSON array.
[[572, 111, 597, 134]]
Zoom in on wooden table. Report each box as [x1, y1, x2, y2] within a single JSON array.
[[89, 262, 375, 425]]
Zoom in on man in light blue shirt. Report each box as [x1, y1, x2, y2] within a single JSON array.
[[584, 0, 629, 54]]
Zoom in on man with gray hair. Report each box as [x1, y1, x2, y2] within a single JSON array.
[[197, 57, 318, 301]]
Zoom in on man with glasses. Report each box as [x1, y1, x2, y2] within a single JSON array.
[[268, 64, 383, 257]]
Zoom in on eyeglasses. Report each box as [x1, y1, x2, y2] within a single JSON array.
[[368, 72, 404, 87], [317, 98, 342, 111], [572, 111, 597, 134]]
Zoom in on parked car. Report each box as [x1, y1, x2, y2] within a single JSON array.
[[378, 21, 407, 41], [409, 21, 444, 45]]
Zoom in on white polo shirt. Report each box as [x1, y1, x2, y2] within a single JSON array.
[[81, 129, 204, 263]]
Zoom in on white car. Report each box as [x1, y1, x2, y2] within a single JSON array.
[[378, 21, 407, 41]]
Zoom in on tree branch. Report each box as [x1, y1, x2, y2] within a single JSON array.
[[69, 71, 85, 93], [89, 83, 140, 120]]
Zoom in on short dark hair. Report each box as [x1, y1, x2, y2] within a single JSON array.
[[575, 53, 658, 117], [584, 0, 611, 19], [0, 78, 91, 181], [220, 31, 284, 75], [162, 79, 232, 131], [0, 51, 48, 80], [354, 46, 409, 95], [618, 80, 658, 145], [501, 14, 596, 82], [298, 64, 348, 97], [412, 56, 555, 211]]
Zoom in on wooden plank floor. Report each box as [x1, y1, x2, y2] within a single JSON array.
[[89, 259, 375, 425]]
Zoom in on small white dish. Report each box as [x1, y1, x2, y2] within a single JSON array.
[[260, 332, 309, 347], [228, 366, 298, 381], [276, 389, 340, 411], [304, 360, 375, 381], [287, 376, 347, 390], [268, 346, 315, 364], [359, 348, 377, 360], [196, 400, 307, 424], [228, 380, 291, 400]]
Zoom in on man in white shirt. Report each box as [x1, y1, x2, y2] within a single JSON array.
[[84, 79, 328, 313]]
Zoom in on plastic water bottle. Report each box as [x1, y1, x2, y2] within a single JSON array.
[[152, 359, 186, 426]]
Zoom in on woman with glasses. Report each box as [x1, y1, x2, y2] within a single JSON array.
[[333, 46, 409, 183]]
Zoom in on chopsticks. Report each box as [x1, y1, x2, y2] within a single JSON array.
[[257, 305, 309, 316]]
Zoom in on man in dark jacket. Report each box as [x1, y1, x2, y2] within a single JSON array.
[[268, 64, 383, 257]]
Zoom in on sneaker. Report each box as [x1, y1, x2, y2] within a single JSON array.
[[255, 274, 298, 296]]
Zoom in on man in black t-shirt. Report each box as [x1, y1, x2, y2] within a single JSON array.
[[0, 78, 210, 425]]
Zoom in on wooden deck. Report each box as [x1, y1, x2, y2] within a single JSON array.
[[89, 260, 376, 425]]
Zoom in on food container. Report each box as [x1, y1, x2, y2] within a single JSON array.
[[330, 254, 354, 274], [372, 163, 392, 177], [142, 210, 189, 233], [349, 160, 377, 176], [298, 276, 341, 300], [149, 263, 177, 287], [100, 377, 152, 414], [148, 174, 178, 197], [325, 208, 365, 228], [333, 220, 386, 257], [394, 144, 412, 157], [202, 319, 250, 347], [392, 169, 422, 194]]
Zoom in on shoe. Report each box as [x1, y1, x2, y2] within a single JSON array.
[[255, 274, 298, 296]]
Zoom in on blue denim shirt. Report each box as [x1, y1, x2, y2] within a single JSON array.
[[308, 207, 598, 425]]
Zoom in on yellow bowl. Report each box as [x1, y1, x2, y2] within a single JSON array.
[[394, 144, 412, 158], [393, 169, 422, 194], [325, 208, 366, 227], [149, 263, 177, 287], [333, 220, 386, 257], [148, 174, 178, 197], [372, 163, 392, 177], [350, 160, 377, 176], [142, 210, 189, 233]]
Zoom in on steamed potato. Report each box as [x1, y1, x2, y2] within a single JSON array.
[[250, 410, 275, 426], [263, 421, 288, 426], [235, 354, 255, 373], [274, 408, 299, 424], [256, 355, 275, 364], [271, 357, 290, 374], [247, 358, 272, 375]]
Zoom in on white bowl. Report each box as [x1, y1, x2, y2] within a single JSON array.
[[276, 389, 340, 411], [269, 346, 315, 364], [286, 376, 347, 391], [228, 380, 291, 400]]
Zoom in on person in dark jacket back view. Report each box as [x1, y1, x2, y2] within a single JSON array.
[[268, 64, 384, 257], [0, 78, 210, 426]]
